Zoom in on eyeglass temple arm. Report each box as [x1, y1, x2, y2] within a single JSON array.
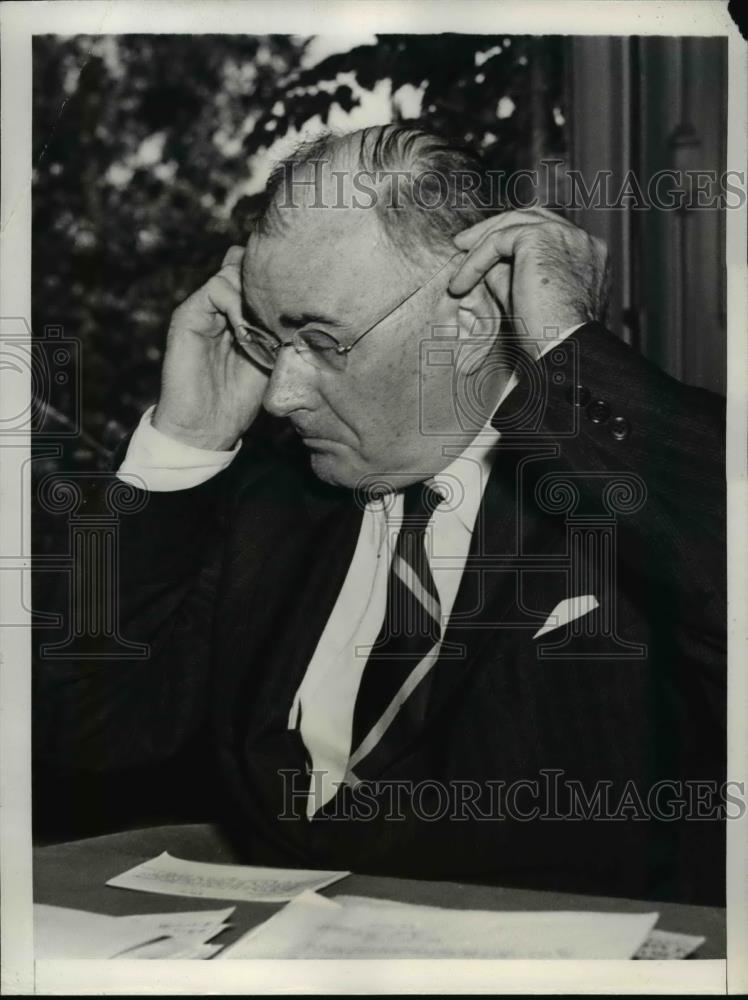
[[344, 251, 463, 354]]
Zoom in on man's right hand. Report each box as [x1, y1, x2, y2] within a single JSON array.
[[152, 245, 269, 451]]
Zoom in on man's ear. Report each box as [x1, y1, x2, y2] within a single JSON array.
[[454, 278, 502, 342], [443, 279, 503, 376]]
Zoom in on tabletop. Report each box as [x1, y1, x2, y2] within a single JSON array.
[[33, 822, 726, 958]]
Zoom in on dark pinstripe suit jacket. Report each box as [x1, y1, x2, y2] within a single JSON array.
[[33, 323, 727, 905]]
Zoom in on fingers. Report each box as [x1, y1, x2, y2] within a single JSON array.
[[450, 211, 576, 296], [449, 208, 585, 297], [449, 224, 528, 297], [453, 208, 573, 252], [483, 261, 511, 312], [221, 244, 245, 270], [207, 272, 248, 336]]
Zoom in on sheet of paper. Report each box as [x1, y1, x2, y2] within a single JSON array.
[[333, 896, 704, 960], [106, 851, 349, 902], [633, 928, 706, 960], [34, 904, 162, 959], [35, 902, 237, 959], [218, 891, 659, 960], [118, 906, 235, 943], [119, 938, 224, 960]]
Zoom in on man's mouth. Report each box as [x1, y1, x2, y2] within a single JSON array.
[[292, 422, 333, 443], [294, 428, 334, 448], [302, 437, 335, 450]]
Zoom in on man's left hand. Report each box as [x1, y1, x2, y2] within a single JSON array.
[[448, 208, 610, 358]]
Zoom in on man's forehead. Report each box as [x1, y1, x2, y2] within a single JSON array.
[[243, 205, 403, 322]]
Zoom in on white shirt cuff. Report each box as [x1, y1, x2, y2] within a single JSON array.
[[116, 405, 241, 492]]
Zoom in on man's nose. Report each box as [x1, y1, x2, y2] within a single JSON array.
[[262, 344, 317, 418]]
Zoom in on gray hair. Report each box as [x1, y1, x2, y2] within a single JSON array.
[[254, 124, 493, 265]]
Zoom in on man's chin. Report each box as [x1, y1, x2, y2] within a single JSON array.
[[308, 450, 358, 489], [308, 451, 407, 494]]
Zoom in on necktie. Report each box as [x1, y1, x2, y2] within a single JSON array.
[[348, 482, 444, 778]]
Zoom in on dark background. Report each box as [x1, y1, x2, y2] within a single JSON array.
[[31, 33, 728, 841]]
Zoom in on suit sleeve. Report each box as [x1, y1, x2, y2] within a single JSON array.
[[32, 439, 241, 771], [303, 327, 727, 904], [500, 321, 726, 718]]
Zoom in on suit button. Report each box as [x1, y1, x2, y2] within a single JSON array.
[[609, 415, 631, 440], [566, 384, 591, 407], [586, 399, 611, 424]]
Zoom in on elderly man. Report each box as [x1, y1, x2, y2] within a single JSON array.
[[34, 125, 726, 905]]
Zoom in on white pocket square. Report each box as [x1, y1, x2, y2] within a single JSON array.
[[533, 595, 599, 639]]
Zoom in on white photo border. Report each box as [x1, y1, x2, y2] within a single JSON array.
[[1, 1, 745, 994]]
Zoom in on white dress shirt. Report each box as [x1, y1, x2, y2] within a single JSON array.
[[289, 406, 506, 815], [117, 327, 582, 816]]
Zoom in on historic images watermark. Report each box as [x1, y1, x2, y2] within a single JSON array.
[[1, 315, 150, 657], [273, 157, 747, 213], [278, 768, 746, 823]]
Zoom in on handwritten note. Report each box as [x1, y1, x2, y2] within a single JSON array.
[[218, 891, 660, 960], [34, 905, 162, 959], [633, 928, 706, 960], [35, 903, 237, 959], [106, 851, 349, 902], [119, 938, 224, 960], [118, 906, 236, 943]]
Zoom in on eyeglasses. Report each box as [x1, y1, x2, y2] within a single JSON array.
[[236, 251, 462, 374]]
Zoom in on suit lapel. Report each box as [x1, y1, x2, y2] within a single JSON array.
[[233, 427, 575, 783], [359, 442, 569, 779], [222, 450, 364, 743], [427, 446, 566, 733]]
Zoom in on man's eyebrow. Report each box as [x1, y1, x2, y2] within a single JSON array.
[[279, 310, 343, 329]]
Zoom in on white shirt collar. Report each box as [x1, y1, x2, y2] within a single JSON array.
[[366, 371, 519, 532]]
